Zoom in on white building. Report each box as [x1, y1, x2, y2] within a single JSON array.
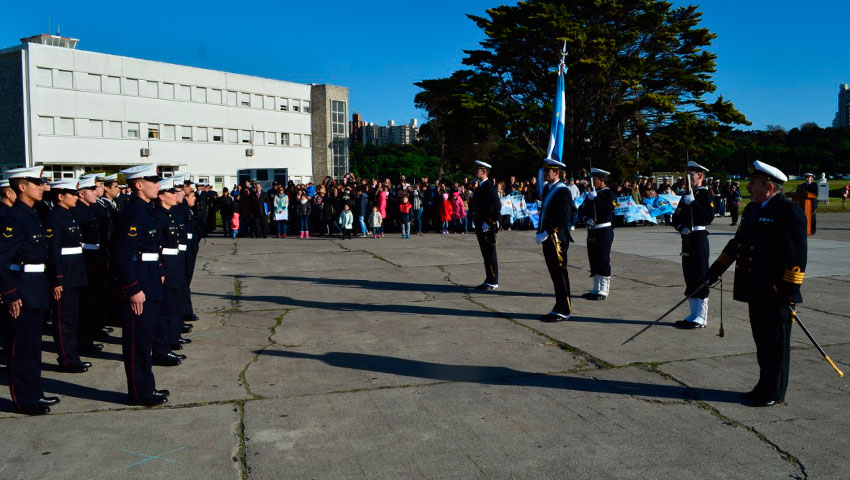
[[0, 34, 349, 188]]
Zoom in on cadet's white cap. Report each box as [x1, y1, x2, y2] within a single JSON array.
[[0, 179, 9, 188], [81, 172, 107, 182], [102, 174, 118, 182], [121, 164, 159, 180], [590, 168, 610, 177], [158, 177, 177, 191], [78, 176, 97, 189], [752, 161, 788, 184], [50, 179, 79, 191], [543, 158, 566, 168], [803, 172, 814, 177], [474, 160, 492, 169], [3, 166, 44, 181]]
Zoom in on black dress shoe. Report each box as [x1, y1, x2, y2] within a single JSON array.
[[170, 343, 183, 350], [18, 404, 50, 415], [154, 389, 170, 397], [540, 312, 569, 323], [59, 363, 89, 373], [171, 352, 187, 360], [129, 395, 168, 407], [738, 389, 760, 400], [152, 353, 181, 366], [186, 314, 199, 322], [79, 344, 104, 354], [181, 324, 193, 334], [674, 320, 706, 329], [744, 398, 782, 408], [38, 396, 60, 406], [474, 283, 498, 291], [81, 361, 92, 368], [102, 327, 115, 334], [178, 337, 192, 344]]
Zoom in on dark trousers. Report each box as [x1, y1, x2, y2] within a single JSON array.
[[154, 286, 181, 358], [181, 246, 198, 319], [52, 287, 82, 367], [4, 308, 46, 410], [221, 212, 233, 237], [681, 230, 710, 298], [254, 215, 268, 238], [748, 302, 792, 401], [543, 237, 571, 315], [80, 252, 108, 345], [476, 230, 499, 284], [587, 227, 613, 277], [123, 299, 161, 403], [730, 204, 739, 224]]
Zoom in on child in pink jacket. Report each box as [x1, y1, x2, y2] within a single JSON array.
[[450, 191, 467, 233], [230, 212, 240, 239]]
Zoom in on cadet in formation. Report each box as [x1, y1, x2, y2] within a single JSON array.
[[706, 161, 807, 407], [579, 168, 615, 300], [535, 158, 575, 322], [470, 160, 502, 291]]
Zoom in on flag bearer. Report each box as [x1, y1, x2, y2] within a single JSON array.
[[535, 159, 575, 322]]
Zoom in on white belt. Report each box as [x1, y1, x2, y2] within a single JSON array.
[[682, 226, 707, 234], [178, 244, 187, 251], [186, 233, 194, 239], [61, 247, 83, 255], [139, 253, 159, 262], [161, 248, 179, 256], [82, 243, 100, 250], [9, 264, 46, 272], [591, 222, 612, 229]]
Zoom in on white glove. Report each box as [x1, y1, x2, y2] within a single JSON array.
[[586, 218, 595, 226], [535, 232, 549, 244], [481, 223, 491, 232], [587, 190, 597, 200], [683, 194, 694, 205], [681, 228, 690, 235]]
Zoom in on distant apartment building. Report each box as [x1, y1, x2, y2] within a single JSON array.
[[349, 114, 418, 146], [0, 34, 350, 186], [833, 84, 850, 128]]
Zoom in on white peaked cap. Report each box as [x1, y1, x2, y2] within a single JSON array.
[[50, 179, 79, 190], [121, 164, 159, 180], [752, 161, 788, 184], [474, 160, 492, 169], [103, 174, 118, 181], [590, 168, 610, 177], [78, 176, 97, 189], [544, 158, 566, 168], [687, 161, 709, 173], [3, 166, 44, 180], [0, 179, 9, 188], [158, 177, 177, 191]]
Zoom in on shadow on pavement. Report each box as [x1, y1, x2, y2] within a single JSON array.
[[258, 350, 740, 404]]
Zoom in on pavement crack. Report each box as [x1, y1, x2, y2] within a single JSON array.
[[232, 276, 242, 309], [328, 239, 353, 252], [362, 249, 402, 268], [238, 312, 287, 400], [234, 400, 249, 480], [230, 239, 238, 255]]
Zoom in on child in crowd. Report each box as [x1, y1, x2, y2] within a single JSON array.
[[450, 191, 466, 234], [439, 192, 453, 235], [369, 206, 383, 238], [399, 195, 412, 239], [295, 193, 311, 239], [339, 204, 354, 240], [230, 212, 240, 239]]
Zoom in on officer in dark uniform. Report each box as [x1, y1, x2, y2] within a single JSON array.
[[0, 179, 16, 364], [71, 176, 106, 354], [196, 182, 209, 238], [115, 184, 130, 211], [578, 168, 615, 300], [100, 174, 123, 328], [152, 177, 185, 367], [81, 173, 112, 338], [45, 179, 91, 373], [535, 159, 575, 322], [797, 173, 818, 234], [114, 164, 169, 406], [470, 160, 502, 290], [33, 173, 54, 224], [0, 166, 59, 415], [180, 179, 200, 326], [707, 161, 807, 407], [672, 161, 714, 329], [170, 176, 193, 346]]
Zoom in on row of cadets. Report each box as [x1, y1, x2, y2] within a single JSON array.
[[152, 177, 187, 366], [113, 164, 170, 407], [72, 175, 109, 354], [578, 168, 615, 300], [178, 176, 200, 326], [80, 173, 114, 338], [0, 167, 59, 415]]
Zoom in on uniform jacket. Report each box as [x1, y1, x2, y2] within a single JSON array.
[[672, 186, 715, 232], [112, 195, 164, 300], [713, 194, 807, 304], [45, 206, 87, 288], [578, 187, 616, 224], [0, 201, 50, 309], [154, 205, 186, 289], [471, 179, 501, 229], [539, 182, 575, 244]]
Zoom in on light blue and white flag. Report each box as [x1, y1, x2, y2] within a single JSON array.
[[545, 61, 566, 165]]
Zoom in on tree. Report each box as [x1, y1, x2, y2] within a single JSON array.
[[415, 0, 749, 179]]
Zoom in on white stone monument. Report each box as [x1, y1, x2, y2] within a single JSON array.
[[818, 173, 830, 203]]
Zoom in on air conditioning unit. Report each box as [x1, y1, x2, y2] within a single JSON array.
[[245, 148, 254, 157], [140, 148, 150, 157]]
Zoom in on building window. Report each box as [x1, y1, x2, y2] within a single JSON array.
[[267, 132, 277, 145], [279, 98, 288, 111], [140, 80, 158, 98], [292, 134, 301, 147], [304, 134, 312, 147], [264, 96, 275, 110], [331, 100, 348, 178], [240, 130, 251, 144], [35, 67, 52, 86], [303, 101, 311, 113], [199, 177, 209, 184], [127, 122, 140, 138], [239, 92, 250, 106], [212, 128, 223, 142], [214, 176, 223, 186], [55, 70, 73, 89], [209, 89, 222, 104], [103, 76, 121, 93], [226, 91, 237, 106], [107, 121, 122, 138], [193, 86, 207, 103], [196, 127, 208, 142], [148, 125, 160, 139], [125, 78, 139, 95], [38, 116, 54, 134], [161, 124, 176, 141], [280, 133, 289, 146], [176, 84, 190, 101], [251, 94, 262, 108], [57, 117, 75, 136], [89, 119, 103, 137], [161, 83, 175, 99], [291, 99, 300, 112], [254, 131, 265, 145], [87, 73, 102, 91], [181, 126, 192, 141], [226, 129, 238, 143]]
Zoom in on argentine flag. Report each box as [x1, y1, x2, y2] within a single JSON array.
[[545, 61, 566, 164]]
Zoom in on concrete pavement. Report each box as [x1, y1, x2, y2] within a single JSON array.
[[1, 212, 848, 479]]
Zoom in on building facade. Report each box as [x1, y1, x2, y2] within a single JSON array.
[[833, 84, 850, 128], [0, 34, 349, 188], [350, 116, 418, 147]]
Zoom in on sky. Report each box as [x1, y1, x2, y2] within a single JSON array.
[[1, 0, 848, 131]]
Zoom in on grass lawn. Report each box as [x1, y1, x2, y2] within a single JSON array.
[[733, 179, 850, 214]]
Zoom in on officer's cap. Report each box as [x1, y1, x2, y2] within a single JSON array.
[[3, 166, 44, 184], [50, 179, 79, 192], [78, 176, 97, 189], [474, 160, 492, 169], [81, 172, 107, 182], [687, 161, 709, 173], [751, 161, 788, 184], [41, 172, 54, 182], [590, 168, 610, 178], [118, 184, 128, 189], [121, 164, 159, 181], [543, 158, 566, 169], [0, 179, 9, 188], [158, 177, 177, 192], [804, 172, 814, 177]]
